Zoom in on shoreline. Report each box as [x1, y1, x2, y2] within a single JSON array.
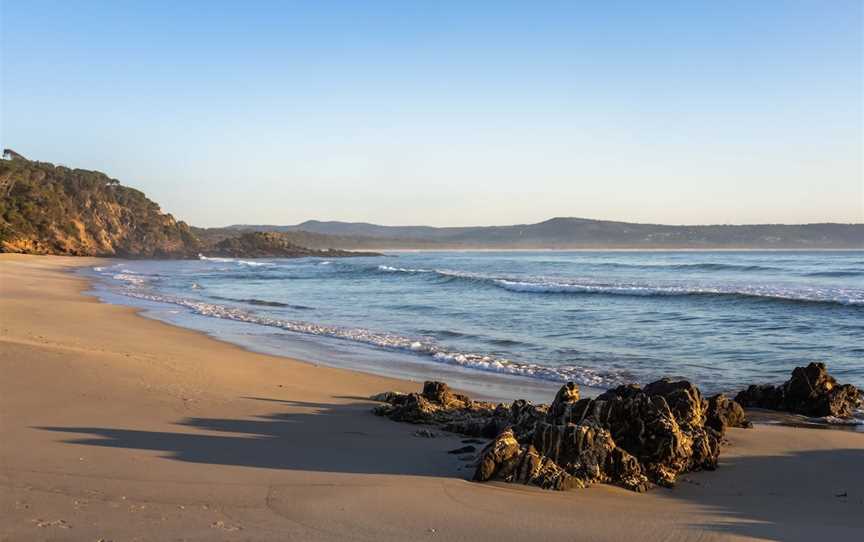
[[81, 260, 569, 404], [2, 253, 863, 541]]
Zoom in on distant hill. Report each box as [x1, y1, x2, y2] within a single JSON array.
[[228, 218, 864, 249], [3, 150, 860, 256]]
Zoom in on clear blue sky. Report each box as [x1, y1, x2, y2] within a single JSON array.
[[1, 1, 861, 227]]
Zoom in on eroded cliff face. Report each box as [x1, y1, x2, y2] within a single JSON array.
[[0, 154, 200, 258]]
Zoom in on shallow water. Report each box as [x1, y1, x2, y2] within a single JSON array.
[[85, 250, 863, 405]]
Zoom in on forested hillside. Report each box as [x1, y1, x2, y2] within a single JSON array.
[[0, 151, 199, 257]]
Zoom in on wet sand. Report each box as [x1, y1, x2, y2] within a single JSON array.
[[1, 253, 862, 541]]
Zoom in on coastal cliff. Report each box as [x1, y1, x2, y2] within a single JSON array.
[[0, 151, 200, 257], [0, 151, 377, 259]]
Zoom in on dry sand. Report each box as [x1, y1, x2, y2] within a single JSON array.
[[1, 253, 862, 541]]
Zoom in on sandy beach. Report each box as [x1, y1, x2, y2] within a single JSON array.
[[1, 254, 862, 541]]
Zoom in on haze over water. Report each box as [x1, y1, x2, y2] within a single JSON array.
[[88, 250, 864, 399]]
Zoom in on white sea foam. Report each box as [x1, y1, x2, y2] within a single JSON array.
[[378, 265, 433, 273], [115, 289, 625, 388], [112, 273, 147, 285], [199, 255, 273, 267], [821, 415, 864, 426]]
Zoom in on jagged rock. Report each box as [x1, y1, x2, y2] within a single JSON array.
[[584, 389, 718, 487], [509, 399, 548, 442], [706, 394, 751, 433], [736, 362, 862, 418], [374, 378, 733, 493], [735, 384, 784, 410], [509, 445, 581, 490], [473, 428, 523, 482], [532, 421, 649, 491], [547, 382, 580, 421], [474, 429, 579, 490], [596, 384, 642, 401], [422, 381, 471, 409], [373, 393, 438, 424], [643, 379, 707, 428]]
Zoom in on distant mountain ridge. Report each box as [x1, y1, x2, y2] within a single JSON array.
[[2, 150, 860, 256], [228, 218, 864, 249]]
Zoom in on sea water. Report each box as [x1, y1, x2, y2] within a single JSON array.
[[85, 251, 863, 406]]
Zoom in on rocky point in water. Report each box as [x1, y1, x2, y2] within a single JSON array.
[[735, 362, 862, 418], [371, 379, 751, 492]]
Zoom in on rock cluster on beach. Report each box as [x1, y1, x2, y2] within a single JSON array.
[[735, 362, 862, 418], [372, 380, 751, 492]]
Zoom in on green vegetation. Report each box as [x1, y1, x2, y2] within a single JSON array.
[[0, 151, 200, 257], [0, 151, 376, 258]]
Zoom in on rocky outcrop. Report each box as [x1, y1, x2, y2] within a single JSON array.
[[372, 379, 751, 492], [736, 362, 862, 418], [706, 394, 752, 433], [202, 231, 380, 259]]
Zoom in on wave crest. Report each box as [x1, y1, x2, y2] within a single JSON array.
[[376, 266, 864, 306], [117, 290, 627, 388]]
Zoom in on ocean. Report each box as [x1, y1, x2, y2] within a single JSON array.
[[85, 250, 863, 405]]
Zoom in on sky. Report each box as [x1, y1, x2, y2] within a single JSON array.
[[1, 1, 862, 227]]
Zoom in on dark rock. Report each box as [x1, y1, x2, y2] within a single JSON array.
[[532, 421, 649, 491], [509, 399, 548, 441], [473, 428, 523, 482], [374, 379, 734, 493], [422, 381, 471, 409], [447, 445, 477, 454], [596, 384, 643, 401], [474, 429, 579, 490], [736, 362, 862, 418], [584, 389, 719, 487], [735, 384, 784, 410], [643, 378, 707, 428], [204, 231, 381, 259], [706, 394, 752, 433], [509, 445, 581, 490], [547, 382, 580, 422]]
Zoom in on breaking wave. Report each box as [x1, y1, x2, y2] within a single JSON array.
[[198, 255, 275, 267], [377, 266, 864, 306], [116, 290, 627, 388]]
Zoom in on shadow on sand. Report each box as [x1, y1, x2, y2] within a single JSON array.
[[665, 446, 864, 540], [37, 397, 465, 477], [37, 400, 864, 540]]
